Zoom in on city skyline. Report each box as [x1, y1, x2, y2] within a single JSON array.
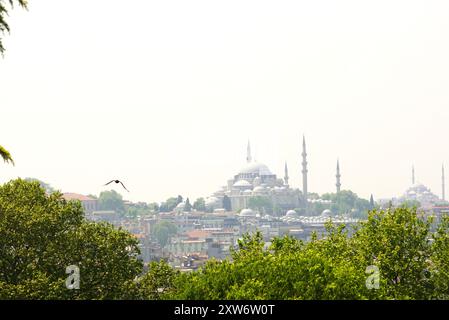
[[1, 0, 448, 203], [1, 137, 447, 205]]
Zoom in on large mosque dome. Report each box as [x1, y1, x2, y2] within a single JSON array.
[[238, 162, 273, 176]]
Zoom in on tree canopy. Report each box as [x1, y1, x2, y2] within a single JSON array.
[[98, 189, 125, 214], [0, 179, 142, 299], [159, 196, 182, 212], [320, 190, 371, 217], [248, 196, 273, 214], [152, 220, 178, 247], [193, 198, 206, 212], [160, 207, 449, 300], [23, 177, 55, 194]]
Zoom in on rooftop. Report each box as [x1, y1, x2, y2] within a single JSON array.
[[62, 193, 96, 202]]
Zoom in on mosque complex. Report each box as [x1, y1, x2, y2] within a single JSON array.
[[204, 137, 341, 213], [201, 137, 448, 215]]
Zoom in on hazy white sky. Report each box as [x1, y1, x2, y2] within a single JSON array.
[[1, 0, 449, 203]]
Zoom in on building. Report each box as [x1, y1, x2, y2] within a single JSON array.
[[383, 166, 448, 210], [62, 193, 98, 213], [206, 140, 304, 213]]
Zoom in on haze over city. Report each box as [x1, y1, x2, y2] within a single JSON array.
[[1, 0, 449, 203]]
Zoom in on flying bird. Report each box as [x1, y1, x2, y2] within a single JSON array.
[[104, 179, 129, 192]]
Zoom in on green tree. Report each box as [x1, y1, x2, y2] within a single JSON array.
[[430, 215, 449, 299], [322, 190, 371, 216], [148, 202, 160, 213], [350, 207, 434, 299], [125, 202, 152, 219], [401, 200, 421, 209], [248, 196, 272, 214], [308, 201, 329, 216], [98, 190, 125, 214], [136, 260, 179, 299], [370, 194, 375, 209], [166, 231, 367, 300], [152, 220, 178, 247], [184, 198, 192, 212], [0, 0, 27, 55], [24, 177, 55, 194], [193, 198, 206, 212], [159, 202, 168, 212], [0, 179, 143, 299], [161, 197, 180, 212], [162, 206, 442, 300]]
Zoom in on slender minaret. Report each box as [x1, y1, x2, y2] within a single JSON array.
[[336, 159, 341, 193], [246, 140, 252, 163], [412, 165, 415, 185], [302, 135, 308, 210], [442, 164, 446, 201], [284, 162, 289, 186]]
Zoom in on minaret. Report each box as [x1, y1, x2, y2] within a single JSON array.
[[336, 159, 341, 193], [412, 165, 415, 185], [302, 135, 308, 210], [246, 140, 252, 163], [442, 164, 446, 201], [284, 162, 289, 186]]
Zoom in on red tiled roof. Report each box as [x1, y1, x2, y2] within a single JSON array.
[[62, 193, 96, 201], [186, 230, 211, 239]]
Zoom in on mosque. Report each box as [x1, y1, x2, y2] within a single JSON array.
[[397, 165, 447, 209], [204, 137, 342, 214]]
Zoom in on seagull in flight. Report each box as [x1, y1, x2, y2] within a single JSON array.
[[104, 179, 129, 192]]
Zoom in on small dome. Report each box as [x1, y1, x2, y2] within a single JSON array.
[[233, 179, 252, 188], [321, 209, 332, 216], [205, 197, 220, 206], [176, 202, 185, 209], [253, 186, 265, 192], [243, 189, 253, 194], [240, 208, 256, 217], [286, 210, 298, 217]]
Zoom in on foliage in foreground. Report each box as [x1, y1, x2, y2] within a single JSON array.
[[0, 0, 27, 55], [0, 179, 142, 299], [158, 208, 449, 300], [3, 178, 449, 300], [0, 144, 14, 165]]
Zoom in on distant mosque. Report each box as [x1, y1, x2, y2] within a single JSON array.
[[397, 165, 447, 209], [205, 136, 342, 213]]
